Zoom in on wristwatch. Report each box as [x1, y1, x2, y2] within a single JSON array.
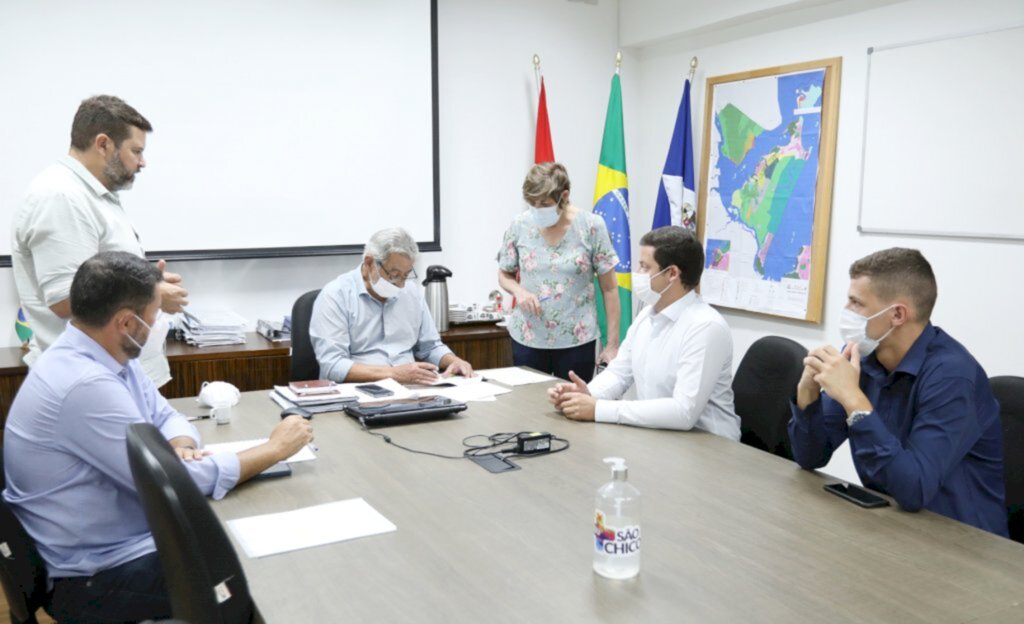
[[846, 410, 872, 427]]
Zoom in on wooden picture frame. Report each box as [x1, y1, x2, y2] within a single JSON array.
[[696, 57, 841, 323]]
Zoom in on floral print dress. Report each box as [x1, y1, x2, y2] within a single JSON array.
[[497, 210, 619, 349]]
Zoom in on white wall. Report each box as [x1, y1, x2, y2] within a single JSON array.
[[620, 0, 840, 47], [0, 0, 619, 349], [4, 0, 1019, 380], [631, 0, 1024, 376]]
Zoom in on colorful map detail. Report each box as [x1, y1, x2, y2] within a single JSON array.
[[705, 239, 731, 271], [712, 71, 823, 282]]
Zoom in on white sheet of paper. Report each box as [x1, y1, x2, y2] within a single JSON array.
[[204, 439, 317, 463], [420, 381, 513, 402], [816, 439, 863, 486], [226, 498, 396, 558], [427, 374, 482, 387], [476, 367, 557, 386]]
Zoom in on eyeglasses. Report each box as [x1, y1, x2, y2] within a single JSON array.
[[377, 261, 417, 284]]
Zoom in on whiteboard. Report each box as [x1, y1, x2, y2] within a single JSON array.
[[858, 25, 1024, 240], [0, 0, 438, 265]]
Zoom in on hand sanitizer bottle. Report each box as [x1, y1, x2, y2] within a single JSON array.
[[593, 457, 641, 579]]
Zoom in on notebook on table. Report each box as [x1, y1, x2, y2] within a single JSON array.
[[344, 396, 467, 427]]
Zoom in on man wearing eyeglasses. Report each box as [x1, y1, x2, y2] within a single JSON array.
[[309, 227, 474, 384]]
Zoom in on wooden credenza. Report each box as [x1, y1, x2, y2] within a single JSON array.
[[440, 323, 514, 371], [0, 324, 512, 439]]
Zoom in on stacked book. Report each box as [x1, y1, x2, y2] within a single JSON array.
[[271, 380, 359, 415], [180, 308, 247, 347]]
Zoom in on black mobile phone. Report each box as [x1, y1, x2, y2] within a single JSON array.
[[252, 462, 292, 481], [468, 453, 520, 474], [823, 483, 890, 508], [355, 383, 394, 398]]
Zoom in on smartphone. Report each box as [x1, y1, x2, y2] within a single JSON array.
[[355, 383, 394, 398], [823, 483, 890, 508], [252, 462, 292, 481], [468, 453, 520, 474]]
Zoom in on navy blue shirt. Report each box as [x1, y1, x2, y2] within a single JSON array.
[[789, 324, 1007, 537]]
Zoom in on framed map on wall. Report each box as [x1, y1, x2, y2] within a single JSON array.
[[696, 57, 841, 323]]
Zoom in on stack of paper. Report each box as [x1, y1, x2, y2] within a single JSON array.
[[256, 318, 290, 342], [180, 308, 247, 347]]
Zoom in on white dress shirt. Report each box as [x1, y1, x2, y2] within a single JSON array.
[[11, 155, 171, 386], [588, 290, 740, 440]]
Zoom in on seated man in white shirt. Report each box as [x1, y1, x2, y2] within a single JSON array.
[[310, 227, 473, 384], [548, 226, 740, 439]]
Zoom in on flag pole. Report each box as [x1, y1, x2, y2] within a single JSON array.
[[533, 54, 541, 92], [688, 56, 698, 83]]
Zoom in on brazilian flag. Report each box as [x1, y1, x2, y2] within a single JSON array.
[[15, 307, 32, 344], [593, 73, 632, 346]]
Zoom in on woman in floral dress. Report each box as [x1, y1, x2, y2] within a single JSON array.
[[497, 162, 620, 382]]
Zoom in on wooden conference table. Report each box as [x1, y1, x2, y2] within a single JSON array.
[[173, 383, 1024, 623]]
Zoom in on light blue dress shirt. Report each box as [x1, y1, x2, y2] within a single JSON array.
[[309, 268, 452, 382], [2, 325, 240, 578]]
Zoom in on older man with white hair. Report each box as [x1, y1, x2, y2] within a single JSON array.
[[310, 227, 473, 384]]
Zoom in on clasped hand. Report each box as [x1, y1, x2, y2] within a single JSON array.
[[799, 343, 871, 413], [547, 371, 596, 421]]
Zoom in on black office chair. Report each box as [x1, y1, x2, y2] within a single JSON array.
[[991, 375, 1024, 543], [732, 335, 808, 461], [126, 423, 255, 624], [290, 289, 322, 381], [0, 448, 51, 624]]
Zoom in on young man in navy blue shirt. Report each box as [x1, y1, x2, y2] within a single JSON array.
[[789, 248, 1007, 536]]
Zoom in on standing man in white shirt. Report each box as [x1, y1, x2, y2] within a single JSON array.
[[11, 95, 189, 387], [548, 226, 740, 440]]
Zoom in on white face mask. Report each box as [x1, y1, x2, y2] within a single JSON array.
[[631, 267, 671, 307], [197, 381, 241, 408], [124, 313, 152, 356], [839, 304, 896, 357], [529, 201, 560, 228], [370, 262, 403, 299]]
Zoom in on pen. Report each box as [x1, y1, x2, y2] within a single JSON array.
[[187, 414, 214, 422], [308, 442, 319, 453], [538, 295, 551, 303]]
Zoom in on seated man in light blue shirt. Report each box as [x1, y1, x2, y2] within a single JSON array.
[[3, 251, 314, 624], [310, 227, 473, 384]]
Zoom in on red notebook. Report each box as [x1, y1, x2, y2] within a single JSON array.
[[288, 380, 337, 395]]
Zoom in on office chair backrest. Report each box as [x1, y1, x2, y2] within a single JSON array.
[[732, 335, 807, 461], [0, 447, 50, 624], [290, 289, 322, 381], [127, 423, 253, 624], [991, 375, 1024, 543]]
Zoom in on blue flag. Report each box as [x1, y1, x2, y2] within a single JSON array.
[[652, 79, 696, 231]]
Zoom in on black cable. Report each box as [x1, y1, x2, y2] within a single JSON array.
[[358, 417, 464, 459], [358, 420, 570, 461]]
